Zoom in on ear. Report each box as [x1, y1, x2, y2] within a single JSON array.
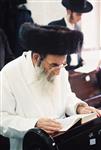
[[32, 53, 40, 64]]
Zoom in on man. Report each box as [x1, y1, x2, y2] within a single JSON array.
[[0, 23, 101, 150], [48, 0, 93, 70]]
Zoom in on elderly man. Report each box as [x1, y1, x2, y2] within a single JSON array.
[[0, 23, 101, 150], [48, 0, 93, 70]]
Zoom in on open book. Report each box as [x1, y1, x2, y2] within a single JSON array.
[[57, 113, 97, 132]]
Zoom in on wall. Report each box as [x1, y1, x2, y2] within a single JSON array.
[[81, 0, 101, 49]]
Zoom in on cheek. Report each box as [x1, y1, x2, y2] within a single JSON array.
[[73, 15, 81, 23], [52, 68, 61, 76], [45, 67, 61, 76], [54, 70, 60, 75], [42, 63, 49, 74], [77, 16, 81, 21]]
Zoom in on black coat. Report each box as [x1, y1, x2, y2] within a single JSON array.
[[0, 1, 33, 58], [0, 29, 15, 70], [48, 18, 66, 27]]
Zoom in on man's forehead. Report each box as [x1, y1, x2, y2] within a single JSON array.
[[45, 54, 67, 60], [45, 55, 67, 65]]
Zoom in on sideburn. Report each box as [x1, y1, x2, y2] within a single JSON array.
[[37, 54, 46, 67]]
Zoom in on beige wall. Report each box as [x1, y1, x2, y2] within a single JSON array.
[[27, 0, 65, 25], [81, 0, 101, 49]]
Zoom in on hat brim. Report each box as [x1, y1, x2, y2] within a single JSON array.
[[62, 1, 93, 13]]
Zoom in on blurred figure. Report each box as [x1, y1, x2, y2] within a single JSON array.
[[0, 0, 34, 58], [48, 0, 93, 70], [0, 28, 15, 70], [15, 0, 34, 57]]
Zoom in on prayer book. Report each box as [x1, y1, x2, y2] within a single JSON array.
[[57, 113, 97, 132]]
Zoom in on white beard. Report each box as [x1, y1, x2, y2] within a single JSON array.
[[34, 64, 61, 97]]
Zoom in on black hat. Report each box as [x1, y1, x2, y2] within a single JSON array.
[[19, 23, 83, 55], [62, 0, 93, 13], [16, 0, 27, 5]]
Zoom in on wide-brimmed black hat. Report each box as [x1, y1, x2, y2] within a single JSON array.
[[62, 0, 93, 13], [19, 23, 83, 55]]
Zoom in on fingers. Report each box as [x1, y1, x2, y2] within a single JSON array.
[[89, 107, 101, 117], [91, 107, 101, 117], [78, 105, 101, 117], [36, 118, 62, 134], [77, 104, 89, 114]]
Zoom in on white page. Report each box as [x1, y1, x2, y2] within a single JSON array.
[[57, 113, 97, 132], [57, 115, 80, 131]]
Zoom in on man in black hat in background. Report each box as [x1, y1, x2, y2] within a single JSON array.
[[48, 0, 93, 71], [0, 23, 101, 150]]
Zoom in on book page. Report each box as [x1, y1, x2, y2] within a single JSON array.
[[77, 113, 97, 124], [57, 115, 81, 131], [57, 113, 97, 132]]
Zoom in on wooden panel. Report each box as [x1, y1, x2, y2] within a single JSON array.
[[69, 70, 101, 108]]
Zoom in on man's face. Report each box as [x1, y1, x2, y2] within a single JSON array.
[[68, 10, 82, 24], [42, 54, 67, 76], [33, 54, 67, 82]]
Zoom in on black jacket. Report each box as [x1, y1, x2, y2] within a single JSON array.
[[0, 29, 15, 70], [0, 1, 33, 58]]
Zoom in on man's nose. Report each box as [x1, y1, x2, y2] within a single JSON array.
[[54, 67, 61, 75]]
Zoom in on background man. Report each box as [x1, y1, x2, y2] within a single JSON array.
[[48, 0, 93, 70], [0, 23, 101, 150]]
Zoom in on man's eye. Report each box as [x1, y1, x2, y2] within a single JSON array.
[[51, 64, 58, 67]]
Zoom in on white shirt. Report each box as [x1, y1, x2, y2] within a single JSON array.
[[0, 51, 85, 150]]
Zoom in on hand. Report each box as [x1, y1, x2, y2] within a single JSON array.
[[36, 118, 62, 134], [77, 104, 101, 117]]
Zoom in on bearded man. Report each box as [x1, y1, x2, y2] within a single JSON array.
[[0, 23, 101, 150]]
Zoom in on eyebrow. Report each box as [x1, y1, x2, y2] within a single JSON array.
[[50, 63, 67, 67], [51, 63, 60, 66]]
